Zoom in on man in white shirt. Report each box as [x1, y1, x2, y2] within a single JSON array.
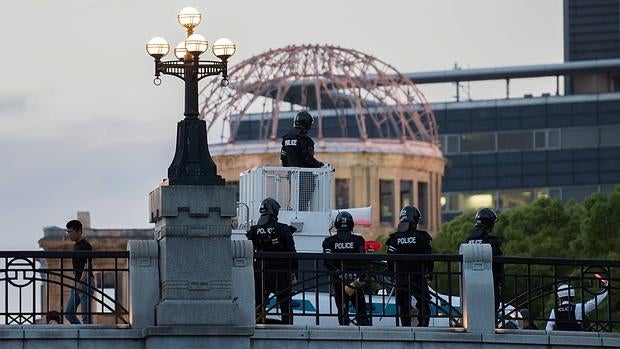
[[546, 280, 609, 331]]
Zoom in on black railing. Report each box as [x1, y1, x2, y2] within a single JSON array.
[[254, 252, 619, 331], [0, 251, 129, 325], [497, 256, 620, 332], [254, 252, 462, 327]]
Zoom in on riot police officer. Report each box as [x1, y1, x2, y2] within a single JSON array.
[[545, 281, 609, 331], [322, 211, 371, 326], [280, 111, 324, 210], [247, 198, 297, 324], [385, 205, 433, 327], [464, 208, 504, 314]]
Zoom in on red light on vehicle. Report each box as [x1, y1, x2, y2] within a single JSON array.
[[365, 240, 382, 252]]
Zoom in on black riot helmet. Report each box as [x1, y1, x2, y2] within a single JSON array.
[[397, 205, 422, 233], [334, 211, 354, 231], [475, 208, 498, 230], [293, 111, 314, 131], [256, 197, 281, 225]]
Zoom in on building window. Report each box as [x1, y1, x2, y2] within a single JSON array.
[[460, 133, 496, 153], [534, 130, 546, 149], [498, 190, 533, 209], [441, 192, 495, 213], [441, 135, 460, 154], [600, 125, 620, 146], [417, 182, 428, 219], [380, 180, 395, 224], [562, 128, 598, 148], [400, 180, 413, 209], [547, 129, 560, 148], [335, 179, 350, 209], [562, 186, 598, 202], [498, 131, 533, 151]]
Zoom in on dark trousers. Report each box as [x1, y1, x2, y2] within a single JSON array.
[[299, 172, 316, 211], [332, 280, 371, 326], [254, 270, 293, 324], [395, 275, 430, 327]]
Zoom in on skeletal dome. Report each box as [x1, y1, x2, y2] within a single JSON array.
[[199, 44, 437, 145]]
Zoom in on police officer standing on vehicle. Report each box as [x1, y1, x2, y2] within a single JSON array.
[[386, 206, 433, 327], [281, 111, 324, 210], [247, 198, 297, 324], [545, 281, 609, 331], [322, 211, 371, 326], [464, 208, 504, 314]]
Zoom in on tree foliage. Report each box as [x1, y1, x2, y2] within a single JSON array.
[[434, 187, 620, 259], [432, 186, 620, 330]]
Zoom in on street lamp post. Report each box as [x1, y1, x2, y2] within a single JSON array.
[[146, 7, 236, 186]]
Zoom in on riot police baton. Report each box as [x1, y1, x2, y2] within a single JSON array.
[[379, 286, 395, 321]]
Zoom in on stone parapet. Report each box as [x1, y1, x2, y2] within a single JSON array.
[[0, 325, 619, 349]]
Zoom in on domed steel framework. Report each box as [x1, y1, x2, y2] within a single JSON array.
[[199, 44, 437, 144]]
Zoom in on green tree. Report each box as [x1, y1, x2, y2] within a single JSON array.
[[433, 186, 620, 330]]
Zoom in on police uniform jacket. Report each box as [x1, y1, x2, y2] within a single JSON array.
[[545, 290, 609, 331], [280, 127, 323, 168], [322, 231, 365, 273], [385, 229, 433, 275], [247, 221, 297, 269], [464, 225, 504, 284]]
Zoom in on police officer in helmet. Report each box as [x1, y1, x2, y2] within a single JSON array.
[[247, 197, 297, 324], [545, 280, 609, 331], [322, 211, 371, 326], [385, 205, 433, 327], [464, 208, 504, 314], [281, 111, 324, 210]]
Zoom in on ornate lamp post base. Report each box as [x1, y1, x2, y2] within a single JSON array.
[[168, 117, 225, 186]]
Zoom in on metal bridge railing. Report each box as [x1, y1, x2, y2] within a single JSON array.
[[497, 256, 620, 332], [0, 251, 129, 325], [254, 252, 619, 331], [253, 252, 462, 327]]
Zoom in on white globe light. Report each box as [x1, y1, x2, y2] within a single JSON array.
[[212, 37, 236, 60], [177, 7, 202, 29], [185, 34, 208, 55], [174, 41, 190, 61], [146, 37, 170, 58]]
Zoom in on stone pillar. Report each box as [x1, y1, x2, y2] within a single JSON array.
[[459, 243, 495, 333], [128, 239, 159, 328], [231, 240, 255, 328], [149, 184, 239, 326]]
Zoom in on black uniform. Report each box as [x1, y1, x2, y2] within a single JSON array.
[[553, 304, 582, 331], [322, 232, 370, 326], [281, 127, 323, 211], [385, 229, 433, 327], [247, 220, 297, 324], [464, 225, 504, 313]]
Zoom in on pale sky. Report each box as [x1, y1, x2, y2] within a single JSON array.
[[0, 0, 563, 250]]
